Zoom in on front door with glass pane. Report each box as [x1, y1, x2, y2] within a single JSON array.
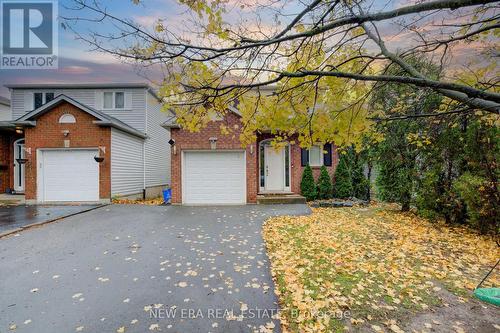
[[264, 146, 284, 191], [14, 139, 25, 193]]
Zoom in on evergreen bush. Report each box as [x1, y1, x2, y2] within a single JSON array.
[[317, 165, 333, 199], [300, 165, 317, 201], [333, 154, 353, 198]]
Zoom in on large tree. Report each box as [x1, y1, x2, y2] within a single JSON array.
[[65, 0, 499, 146]]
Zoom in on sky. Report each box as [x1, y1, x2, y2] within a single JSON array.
[[0, 0, 181, 98], [0, 0, 487, 99]]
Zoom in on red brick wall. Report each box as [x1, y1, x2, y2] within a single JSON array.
[[0, 133, 11, 193], [256, 133, 338, 194], [308, 146, 339, 181], [0, 132, 23, 193], [23, 102, 111, 200], [170, 112, 257, 204]]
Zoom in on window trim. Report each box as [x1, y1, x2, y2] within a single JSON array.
[[33, 91, 55, 109], [308, 144, 323, 167], [102, 91, 126, 110], [59, 114, 76, 124]]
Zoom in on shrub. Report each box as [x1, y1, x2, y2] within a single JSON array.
[[352, 157, 370, 200], [453, 172, 499, 234], [317, 166, 333, 199], [300, 165, 317, 201], [333, 154, 353, 198]]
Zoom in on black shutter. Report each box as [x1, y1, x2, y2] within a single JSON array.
[[301, 148, 309, 166], [323, 143, 332, 166]]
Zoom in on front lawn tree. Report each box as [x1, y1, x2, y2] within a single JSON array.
[[373, 58, 442, 211], [65, 0, 499, 148]]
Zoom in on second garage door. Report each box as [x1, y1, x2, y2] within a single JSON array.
[[183, 151, 246, 205], [39, 149, 99, 202]]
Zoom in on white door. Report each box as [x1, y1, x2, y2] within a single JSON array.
[[183, 151, 246, 204], [13, 139, 25, 193], [39, 149, 99, 202], [264, 146, 284, 191]]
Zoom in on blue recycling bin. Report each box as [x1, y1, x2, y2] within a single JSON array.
[[162, 188, 172, 204]]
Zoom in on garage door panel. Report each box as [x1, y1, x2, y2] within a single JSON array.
[[183, 151, 246, 204], [40, 150, 99, 202]]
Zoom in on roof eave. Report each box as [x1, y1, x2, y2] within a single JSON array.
[[12, 120, 36, 127], [161, 123, 181, 129], [93, 120, 147, 139], [17, 95, 109, 122]]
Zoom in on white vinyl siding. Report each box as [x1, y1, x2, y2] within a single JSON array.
[[11, 88, 146, 131], [15, 89, 96, 118], [111, 128, 145, 196], [96, 89, 145, 131], [145, 93, 171, 188], [0, 103, 11, 121]]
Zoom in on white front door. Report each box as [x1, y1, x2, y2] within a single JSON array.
[[38, 149, 99, 202], [264, 145, 284, 191], [13, 139, 25, 193], [183, 151, 246, 205]]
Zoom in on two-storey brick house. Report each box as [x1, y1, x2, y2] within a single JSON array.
[[0, 83, 172, 204]]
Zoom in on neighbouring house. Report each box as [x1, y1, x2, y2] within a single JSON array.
[[0, 96, 11, 121], [0, 96, 14, 194], [0, 83, 172, 204], [163, 109, 339, 205]]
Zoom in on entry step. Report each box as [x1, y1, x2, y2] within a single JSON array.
[[256, 194, 306, 204]]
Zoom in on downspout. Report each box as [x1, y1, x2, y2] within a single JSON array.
[[143, 90, 147, 199]]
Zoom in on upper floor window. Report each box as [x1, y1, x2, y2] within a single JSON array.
[[59, 114, 76, 124], [103, 92, 125, 109], [34, 92, 55, 109], [309, 145, 323, 167]]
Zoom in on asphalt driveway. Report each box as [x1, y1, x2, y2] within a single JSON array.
[[0, 205, 102, 235], [0, 204, 310, 333]]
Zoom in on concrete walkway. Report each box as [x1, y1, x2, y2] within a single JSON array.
[[0, 204, 310, 333], [0, 193, 25, 206]]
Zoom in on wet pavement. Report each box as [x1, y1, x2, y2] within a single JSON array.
[[0, 205, 102, 234], [0, 204, 310, 333]]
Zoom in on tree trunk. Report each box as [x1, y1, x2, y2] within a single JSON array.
[[367, 162, 372, 202], [401, 189, 411, 211]]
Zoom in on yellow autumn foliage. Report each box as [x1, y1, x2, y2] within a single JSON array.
[[263, 205, 499, 333]]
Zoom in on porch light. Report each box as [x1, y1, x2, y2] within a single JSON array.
[[168, 139, 177, 155], [209, 137, 218, 150], [16, 158, 28, 164], [15, 129, 23, 134], [94, 146, 105, 162]]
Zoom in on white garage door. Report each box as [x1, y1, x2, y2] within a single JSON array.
[[183, 151, 246, 204], [39, 149, 99, 202]]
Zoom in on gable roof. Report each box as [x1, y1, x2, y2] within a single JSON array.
[[14, 94, 147, 139], [161, 105, 241, 129]]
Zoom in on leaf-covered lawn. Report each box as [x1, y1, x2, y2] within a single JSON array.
[[263, 205, 499, 333]]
